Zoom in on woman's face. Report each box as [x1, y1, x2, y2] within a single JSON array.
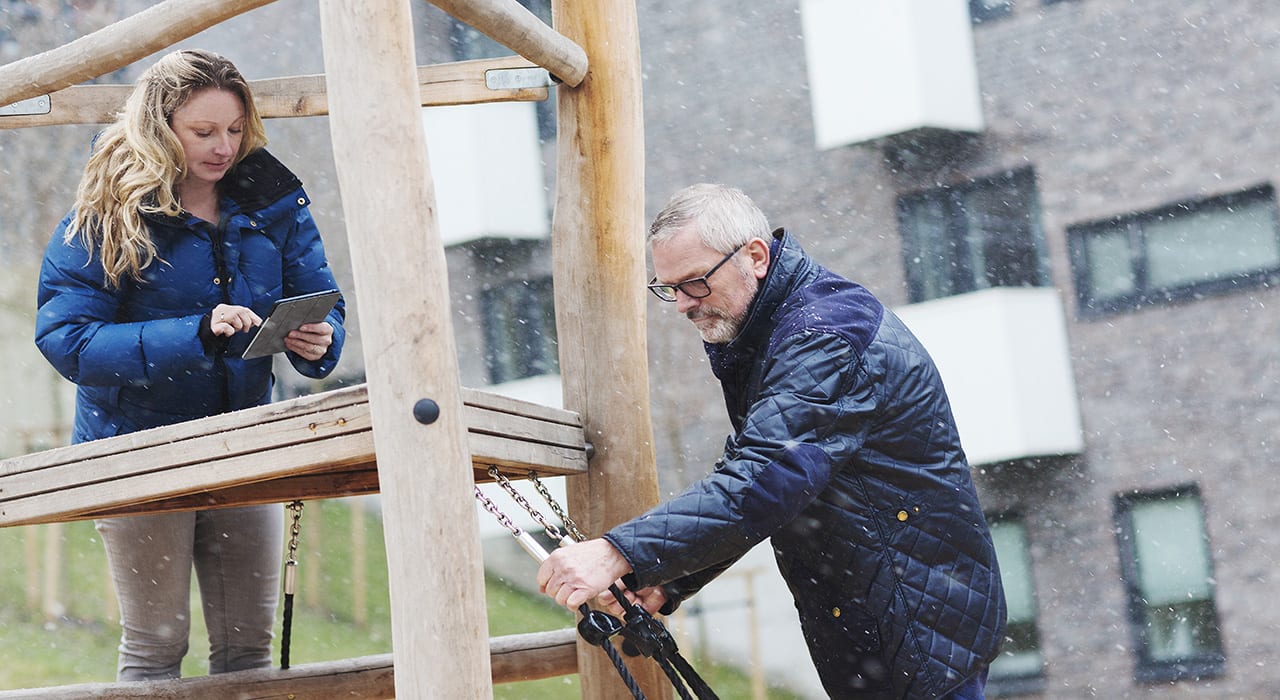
[[170, 88, 245, 188]]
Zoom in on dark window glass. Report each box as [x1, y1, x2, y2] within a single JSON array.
[[986, 515, 1045, 694], [898, 168, 1049, 303], [970, 0, 1013, 23], [481, 276, 558, 384], [1114, 486, 1225, 683], [1068, 185, 1280, 317], [449, 0, 556, 141]]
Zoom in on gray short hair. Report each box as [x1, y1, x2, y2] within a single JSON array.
[[648, 184, 771, 253]]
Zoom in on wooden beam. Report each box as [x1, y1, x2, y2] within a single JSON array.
[[0, 56, 550, 130], [0, 0, 278, 109], [0, 629, 579, 698], [426, 0, 588, 87], [0, 385, 586, 528], [549, 0, 669, 697], [318, 1, 492, 697], [490, 628, 580, 683]]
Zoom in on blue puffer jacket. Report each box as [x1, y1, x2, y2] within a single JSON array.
[[36, 148, 346, 443], [606, 229, 1006, 699]]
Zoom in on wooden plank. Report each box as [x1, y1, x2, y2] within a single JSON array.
[[0, 383, 585, 528], [0, 0, 278, 109], [427, 0, 588, 86], [0, 385, 368, 474], [549, 0, 670, 696], [318, 1, 493, 696], [0, 56, 549, 130], [0, 629, 579, 698]]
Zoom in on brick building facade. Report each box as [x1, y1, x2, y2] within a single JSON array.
[[638, 0, 1280, 697]]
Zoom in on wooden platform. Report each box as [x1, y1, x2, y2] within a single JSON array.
[[0, 384, 587, 528]]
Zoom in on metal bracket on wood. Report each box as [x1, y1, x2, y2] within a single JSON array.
[[0, 94, 50, 116], [485, 66, 556, 91]]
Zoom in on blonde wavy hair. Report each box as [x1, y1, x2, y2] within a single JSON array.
[[67, 49, 268, 288]]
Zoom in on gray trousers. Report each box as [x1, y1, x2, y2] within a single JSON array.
[[95, 504, 283, 680]]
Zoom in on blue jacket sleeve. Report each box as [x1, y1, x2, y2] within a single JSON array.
[[35, 222, 208, 387], [279, 204, 346, 380], [605, 330, 876, 596]]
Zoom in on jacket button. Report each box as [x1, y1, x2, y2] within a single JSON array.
[[831, 607, 841, 618], [897, 510, 909, 522], [249, 220, 258, 228], [297, 197, 306, 206], [213, 277, 221, 285]]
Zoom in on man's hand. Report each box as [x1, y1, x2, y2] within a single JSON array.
[[536, 538, 631, 610], [599, 584, 669, 617]]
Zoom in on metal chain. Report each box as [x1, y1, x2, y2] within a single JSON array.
[[474, 485, 523, 537], [488, 466, 569, 542], [285, 500, 304, 568], [529, 470, 586, 542]]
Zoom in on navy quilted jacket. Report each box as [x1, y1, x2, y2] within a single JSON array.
[[36, 149, 345, 443], [606, 229, 1005, 699]]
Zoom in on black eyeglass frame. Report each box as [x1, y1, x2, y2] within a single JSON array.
[[647, 243, 745, 302]]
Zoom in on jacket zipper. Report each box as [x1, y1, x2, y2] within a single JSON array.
[[211, 213, 233, 413]]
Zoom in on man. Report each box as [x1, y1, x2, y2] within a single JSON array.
[[537, 184, 1006, 699]]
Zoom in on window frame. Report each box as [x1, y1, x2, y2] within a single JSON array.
[[984, 511, 1046, 696], [897, 166, 1050, 304], [1113, 484, 1226, 683], [1068, 184, 1280, 318]]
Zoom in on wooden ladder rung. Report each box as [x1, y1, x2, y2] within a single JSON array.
[[0, 628, 580, 698]]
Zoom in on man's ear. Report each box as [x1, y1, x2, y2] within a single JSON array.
[[746, 237, 771, 280]]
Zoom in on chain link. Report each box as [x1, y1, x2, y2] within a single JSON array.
[[474, 485, 523, 537], [285, 500, 304, 564], [529, 470, 586, 542], [488, 466, 568, 541]]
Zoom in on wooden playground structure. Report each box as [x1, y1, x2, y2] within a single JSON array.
[[0, 0, 669, 697]]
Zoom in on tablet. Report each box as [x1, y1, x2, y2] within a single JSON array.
[[241, 289, 340, 359]]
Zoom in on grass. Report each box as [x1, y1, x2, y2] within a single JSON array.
[[0, 500, 803, 699]]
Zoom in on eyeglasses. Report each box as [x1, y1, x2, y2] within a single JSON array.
[[647, 243, 745, 302]]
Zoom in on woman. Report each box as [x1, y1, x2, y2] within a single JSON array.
[[34, 49, 346, 680]]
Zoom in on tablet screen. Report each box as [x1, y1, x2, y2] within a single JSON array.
[[241, 289, 340, 359]]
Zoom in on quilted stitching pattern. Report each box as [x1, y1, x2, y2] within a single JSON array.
[[608, 231, 1005, 700]]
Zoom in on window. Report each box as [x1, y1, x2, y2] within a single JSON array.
[[1114, 486, 1225, 683], [986, 515, 1045, 693], [983, 514, 1044, 696], [1069, 185, 1280, 317], [481, 276, 559, 385], [449, 0, 556, 141], [897, 168, 1049, 303], [970, 0, 1013, 23]]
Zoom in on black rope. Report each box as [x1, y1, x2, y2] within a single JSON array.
[[280, 591, 295, 669], [576, 604, 647, 700], [611, 584, 720, 700]]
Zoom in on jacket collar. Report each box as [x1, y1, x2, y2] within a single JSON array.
[[141, 148, 301, 226], [220, 148, 302, 212], [705, 228, 815, 375], [715, 228, 813, 349]]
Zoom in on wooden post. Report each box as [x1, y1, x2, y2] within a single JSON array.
[[550, 0, 669, 697], [317, 1, 492, 697]]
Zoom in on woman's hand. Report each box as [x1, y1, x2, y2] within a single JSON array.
[[210, 304, 262, 337], [285, 322, 334, 361]]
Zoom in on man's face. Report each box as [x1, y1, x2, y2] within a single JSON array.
[[650, 227, 767, 343]]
